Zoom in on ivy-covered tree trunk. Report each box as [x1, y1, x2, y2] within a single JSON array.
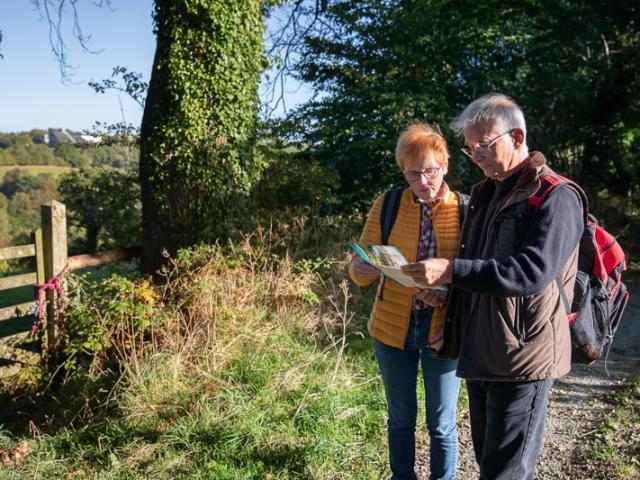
[[139, 1, 266, 274]]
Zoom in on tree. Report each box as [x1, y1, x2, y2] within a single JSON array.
[[287, 0, 500, 210], [7, 192, 38, 243], [59, 169, 141, 254], [0, 171, 59, 243], [139, 1, 272, 274], [0, 133, 61, 166], [287, 0, 640, 212], [0, 169, 34, 199], [54, 143, 92, 169], [512, 1, 640, 198], [25, 0, 349, 274]]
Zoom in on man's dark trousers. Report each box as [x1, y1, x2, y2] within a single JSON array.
[[467, 378, 553, 480]]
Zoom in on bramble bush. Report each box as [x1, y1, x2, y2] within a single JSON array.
[[63, 272, 165, 375]]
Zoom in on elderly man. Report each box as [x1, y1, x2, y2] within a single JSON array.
[[401, 93, 584, 479]]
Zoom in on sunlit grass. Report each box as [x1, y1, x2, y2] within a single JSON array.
[[0, 165, 74, 180]]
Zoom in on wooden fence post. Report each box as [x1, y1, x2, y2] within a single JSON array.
[[41, 201, 67, 368]]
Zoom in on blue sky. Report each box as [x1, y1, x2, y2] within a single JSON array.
[[0, 1, 310, 133], [0, 1, 155, 132]]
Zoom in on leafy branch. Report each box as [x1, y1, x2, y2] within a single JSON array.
[[88, 66, 148, 109]]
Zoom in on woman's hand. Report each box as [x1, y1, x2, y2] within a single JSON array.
[[415, 288, 448, 307], [350, 258, 380, 281]]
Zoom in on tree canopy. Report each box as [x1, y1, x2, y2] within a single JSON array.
[[12, 0, 640, 265], [284, 0, 640, 212]]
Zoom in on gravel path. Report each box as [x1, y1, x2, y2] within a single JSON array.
[[414, 283, 640, 479]]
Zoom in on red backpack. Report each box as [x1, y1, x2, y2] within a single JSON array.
[[529, 174, 630, 372]]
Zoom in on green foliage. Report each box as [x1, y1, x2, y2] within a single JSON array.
[[89, 66, 148, 109], [0, 126, 142, 253], [58, 168, 141, 254], [0, 228, 391, 477], [89, 144, 139, 170], [139, 0, 274, 272], [0, 169, 57, 200], [509, 1, 640, 198], [63, 273, 164, 373], [285, 0, 640, 213], [0, 132, 61, 166], [0, 169, 33, 198], [54, 143, 91, 169], [0, 169, 59, 244], [252, 131, 340, 215], [0, 142, 140, 258], [0, 200, 10, 247]]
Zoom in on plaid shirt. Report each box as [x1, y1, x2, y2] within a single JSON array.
[[412, 182, 447, 310]]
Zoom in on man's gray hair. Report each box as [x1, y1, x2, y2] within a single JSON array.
[[450, 93, 527, 136]]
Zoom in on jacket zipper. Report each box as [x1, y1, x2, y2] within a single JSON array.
[[517, 296, 526, 346]]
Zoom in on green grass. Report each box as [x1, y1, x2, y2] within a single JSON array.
[[0, 165, 74, 180], [0, 329, 391, 478], [0, 324, 472, 479]]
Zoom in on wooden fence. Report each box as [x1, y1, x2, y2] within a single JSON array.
[[0, 200, 140, 373]]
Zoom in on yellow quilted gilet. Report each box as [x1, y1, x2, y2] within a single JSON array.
[[349, 186, 462, 350]]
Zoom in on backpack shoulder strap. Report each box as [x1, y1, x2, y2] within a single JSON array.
[[528, 173, 568, 209], [380, 186, 405, 245], [528, 173, 589, 223], [526, 172, 589, 316]]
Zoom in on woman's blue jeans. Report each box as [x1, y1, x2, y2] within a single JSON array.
[[374, 309, 460, 480]]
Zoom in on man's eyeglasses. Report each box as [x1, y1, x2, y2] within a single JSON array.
[[403, 166, 442, 182], [460, 129, 514, 159]]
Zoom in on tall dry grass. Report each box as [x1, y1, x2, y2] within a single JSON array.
[[108, 219, 359, 423]]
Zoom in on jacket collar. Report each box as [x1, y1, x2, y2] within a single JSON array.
[[408, 181, 451, 207], [472, 151, 551, 206]]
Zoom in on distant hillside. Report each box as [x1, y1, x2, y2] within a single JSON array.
[[0, 131, 140, 252], [0, 130, 138, 170]]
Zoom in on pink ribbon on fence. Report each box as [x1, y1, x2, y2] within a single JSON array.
[[32, 264, 70, 332]]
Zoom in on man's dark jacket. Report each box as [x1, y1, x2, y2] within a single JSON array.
[[441, 152, 584, 381]]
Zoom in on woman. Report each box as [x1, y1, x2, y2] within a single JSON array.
[[348, 123, 464, 480]]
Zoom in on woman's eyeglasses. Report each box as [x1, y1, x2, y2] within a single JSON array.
[[403, 166, 442, 182]]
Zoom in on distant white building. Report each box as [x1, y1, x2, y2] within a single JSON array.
[[79, 135, 102, 144], [47, 128, 101, 147]]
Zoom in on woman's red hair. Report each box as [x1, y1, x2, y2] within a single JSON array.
[[395, 123, 449, 170]]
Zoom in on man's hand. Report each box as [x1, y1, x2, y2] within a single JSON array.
[[350, 257, 380, 281], [401, 258, 453, 286], [415, 288, 448, 307]]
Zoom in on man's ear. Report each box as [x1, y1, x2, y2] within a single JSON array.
[[511, 128, 525, 149]]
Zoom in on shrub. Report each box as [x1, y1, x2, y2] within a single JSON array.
[[63, 272, 166, 375]]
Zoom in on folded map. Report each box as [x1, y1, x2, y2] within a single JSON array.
[[349, 241, 448, 291]]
